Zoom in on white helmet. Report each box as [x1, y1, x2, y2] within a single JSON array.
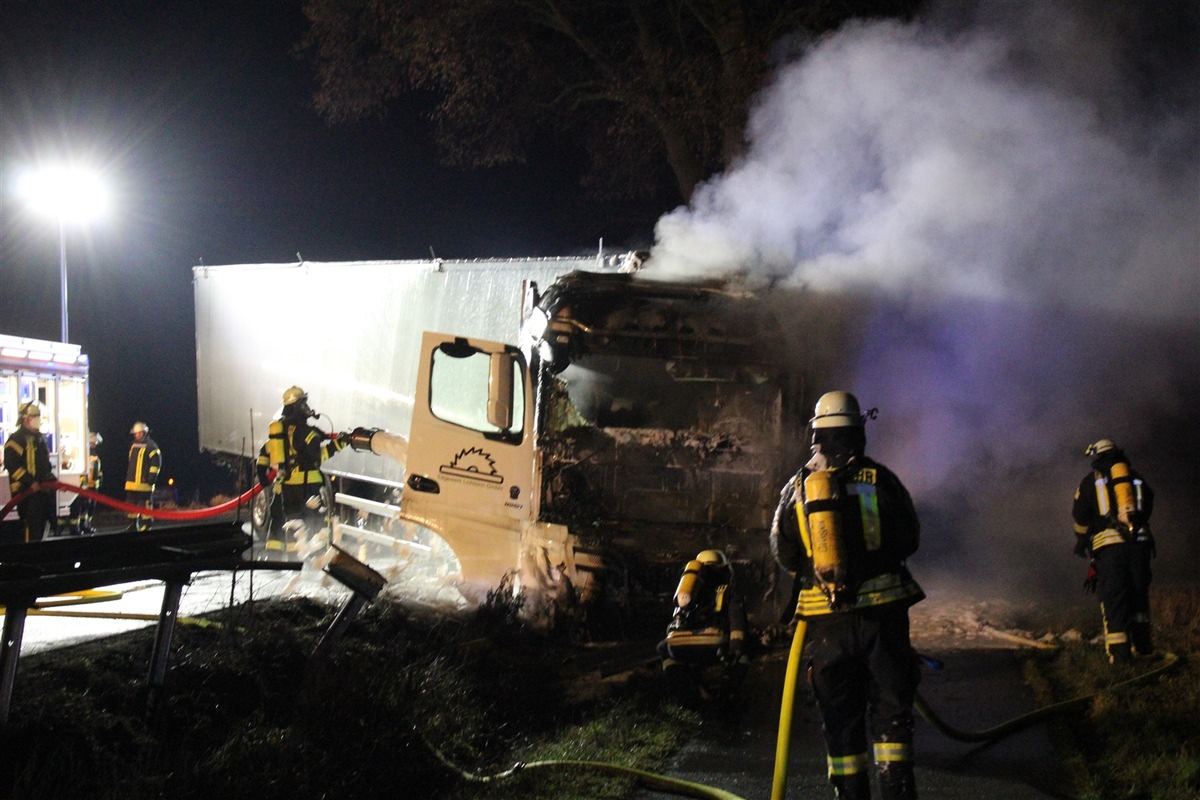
[[130, 421, 150, 435], [282, 385, 308, 406], [1085, 439, 1116, 457], [18, 402, 42, 421], [811, 391, 863, 429]]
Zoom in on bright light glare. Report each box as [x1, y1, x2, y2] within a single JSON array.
[[17, 165, 109, 223]]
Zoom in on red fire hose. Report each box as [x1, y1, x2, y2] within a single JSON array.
[[0, 480, 266, 523]]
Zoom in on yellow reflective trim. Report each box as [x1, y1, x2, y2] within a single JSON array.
[[283, 469, 323, 485], [873, 742, 912, 762], [1091, 529, 1126, 550], [665, 628, 726, 648], [850, 467, 881, 551], [827, 752, 869, 776], [796, 573, 923, 617]]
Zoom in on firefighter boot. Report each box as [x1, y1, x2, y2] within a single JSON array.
[[1107, 641, 1132, 664], [877, 762, 917, 800], [830, 771, 871, 800], [1131, 621, 1154, 657]]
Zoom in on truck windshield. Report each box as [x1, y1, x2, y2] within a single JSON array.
[[556, 353, 778, 434]]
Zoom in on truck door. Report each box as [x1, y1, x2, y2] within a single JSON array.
[[403, 333, 536, 537]]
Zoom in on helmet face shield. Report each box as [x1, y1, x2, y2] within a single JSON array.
[[811, 427, 865, 469]]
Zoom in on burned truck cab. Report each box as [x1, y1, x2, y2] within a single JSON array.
[[521, 270, 805, 624]]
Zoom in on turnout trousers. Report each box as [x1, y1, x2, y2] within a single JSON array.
[[1094, 541, 1154, 660], [805, 603, 919, 799]]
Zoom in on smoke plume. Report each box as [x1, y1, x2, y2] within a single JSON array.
[[648, 1, 1199, 598]]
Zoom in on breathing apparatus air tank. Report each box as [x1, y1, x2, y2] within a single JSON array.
[[673, 559, 703, 609], [1109, 460, 1138, 530], [803, 469, 851, 609]]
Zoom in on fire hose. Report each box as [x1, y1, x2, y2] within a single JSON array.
[[0, 479, 266, 524], [418, 616, 1181, 800]]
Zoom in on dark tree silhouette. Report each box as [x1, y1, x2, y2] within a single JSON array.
[[299, 0, 921, 202]]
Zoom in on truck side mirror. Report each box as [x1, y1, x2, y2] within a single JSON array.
[[487, 351, 516, 430]]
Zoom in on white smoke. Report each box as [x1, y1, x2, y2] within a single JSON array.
[[648, 1, 1200, 596]]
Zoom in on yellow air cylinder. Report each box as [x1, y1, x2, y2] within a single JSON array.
[[803, 469, 846, 600], [673, 559, 703, 608], [1110, 460, 1137, 528]]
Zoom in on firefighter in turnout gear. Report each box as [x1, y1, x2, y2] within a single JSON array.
[[771, 391, 924, 800], [124, 422, 161, 532], [3, 402, 58, 542], [1072, 439, 1156, 663], [68, 431, 103, 534], [255, 387, 342, 552], [656, 549, 749, 714]]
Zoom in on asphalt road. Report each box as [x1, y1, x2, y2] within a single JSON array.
[[634, 635, 1072, 800]]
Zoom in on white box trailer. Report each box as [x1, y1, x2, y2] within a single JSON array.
[[194, 255, 802, 625], [0, 334, 91, 522], [193, 256, 621, 461]]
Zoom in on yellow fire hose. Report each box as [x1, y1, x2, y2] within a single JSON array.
[[418, 612, 1181, 800], [770, 618, 808, 800]]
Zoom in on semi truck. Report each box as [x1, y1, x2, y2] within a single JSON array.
[[0, 334, 92, 528], [193, 253, 810, 628]]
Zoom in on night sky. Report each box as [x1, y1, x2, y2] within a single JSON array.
[[0, 1, 672, 499]]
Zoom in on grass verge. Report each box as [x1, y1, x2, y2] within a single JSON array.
[[0, 597, 685, 800], [1023, 585, 1199, 800]]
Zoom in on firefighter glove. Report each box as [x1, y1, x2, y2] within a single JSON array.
[[1073, 536, 1089, 558], [1083, 561, 1098, 594]]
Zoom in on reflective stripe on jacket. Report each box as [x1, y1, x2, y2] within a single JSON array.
[[125, 439, 161, 492], [1072, 462, 1154, 552], [771, 456, 924, 619], [4, 428, 55, 494]]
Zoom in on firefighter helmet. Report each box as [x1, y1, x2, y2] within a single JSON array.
[[18, 402, 41, 420], [811, 391, 863, 429], [695, 549, 729, 567], [130, 421, 150, 435], [1085, 439, 1116, 457], [89, 432, 103, 447], [282, 386, 308, 407]]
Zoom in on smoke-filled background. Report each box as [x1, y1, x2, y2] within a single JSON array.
[[648, 1, 1199, 601]]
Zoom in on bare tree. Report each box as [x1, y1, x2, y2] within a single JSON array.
[[299, 0, 920, 202]]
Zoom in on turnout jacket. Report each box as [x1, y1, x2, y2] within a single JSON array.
[[125, 437, 162, 492], [1072, 455, 1154, 554], [256, 416, 329, 487], [81, 452, 102, 490], [771, 455, 924, 618], [663, 561, 748, 660], [4, 427, 56, 495]]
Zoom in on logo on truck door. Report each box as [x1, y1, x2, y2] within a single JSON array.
[[440, 447, 504, 485]]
